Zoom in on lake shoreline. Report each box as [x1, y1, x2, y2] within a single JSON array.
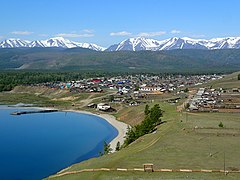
[[65, 110, 128, 152], [0, 105, 129, 179], [3, 105, 129, 151]]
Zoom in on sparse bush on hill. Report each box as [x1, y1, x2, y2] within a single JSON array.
[[219, 122, 224, 128]]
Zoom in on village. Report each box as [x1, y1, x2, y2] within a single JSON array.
[[29, 74, 224, 112], [188, 87, 240, 112]]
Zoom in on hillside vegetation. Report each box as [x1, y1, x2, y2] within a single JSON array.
[[1, 48, 240, 73]]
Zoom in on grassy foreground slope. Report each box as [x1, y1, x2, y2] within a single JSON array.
[[50, 171, 240, 180], [48, 108, 240, 179], [48, 72, 240, 180]]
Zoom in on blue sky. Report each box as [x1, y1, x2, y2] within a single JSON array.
[[1, 0, 240, 47]]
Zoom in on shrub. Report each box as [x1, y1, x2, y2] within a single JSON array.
[[219, 122, 224, 128]]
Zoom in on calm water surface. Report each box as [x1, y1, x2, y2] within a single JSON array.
[[0, 106, 118, 180]]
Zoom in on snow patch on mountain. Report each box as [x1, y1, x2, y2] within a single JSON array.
[[106, 36, 240, 51], [1, 36, 240, 51], [0, 37, 105, 51]]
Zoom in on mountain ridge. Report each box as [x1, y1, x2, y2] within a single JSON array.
[[1, 36, 240, 51], [0, 37, 105, 51], [106, 36, 240, 51]]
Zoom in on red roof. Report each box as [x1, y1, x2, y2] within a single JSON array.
[[91, 79, 101, 83]]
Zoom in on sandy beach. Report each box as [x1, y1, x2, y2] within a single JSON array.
[[66, 110, 129, 152]]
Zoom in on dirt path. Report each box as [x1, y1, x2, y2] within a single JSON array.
[[78, 94, 95, 107], [78, 92, 116, 108], [49, 167, 236, 178]]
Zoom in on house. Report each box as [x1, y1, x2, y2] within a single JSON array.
[[232, 88, 239, 93], [97, 103, 111, 111], [140, 86, 161, 92], [91, 79, 102, 83]]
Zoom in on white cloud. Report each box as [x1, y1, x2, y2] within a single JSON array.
[[55, 33, 94, 38], [83, 29, 94, 33], [0, 36, 3, 40], [110, 31, 132, 36], [11, 31, 33, 35], [137, 31, 166, 37], [171, 29, 181, 34], [38, 34, 48, 37]]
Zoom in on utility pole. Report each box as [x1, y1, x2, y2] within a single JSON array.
[[224, 151, 227, 175], [209, 139, 212, 157], [186, 112, 188, 123]]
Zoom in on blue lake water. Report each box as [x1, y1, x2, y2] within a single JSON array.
[[0, 107, 118, 180]]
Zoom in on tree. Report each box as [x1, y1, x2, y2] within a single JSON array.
[[124, 126, 136, 145], [238, 74, 240, 80], [124, 104, 163, 146], [144, 104, 150, 116], [185, 103, 190, 109], [109, 95, 114, 102], [115, 141, 120, 151], [134, 86, 140, 91], [103, 141, 112, 155], [149, 104, 163, 126], [184, 88, 189, 92]]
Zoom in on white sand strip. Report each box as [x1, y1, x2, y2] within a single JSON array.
[[99, 114, 128, 152]]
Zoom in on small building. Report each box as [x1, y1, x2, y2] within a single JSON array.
[[91, 79, 102, 83], [97, 103, 111, 111], [143, 163, 154, 172], [232, 88, 239, 93], [140, 86, 161, 92]]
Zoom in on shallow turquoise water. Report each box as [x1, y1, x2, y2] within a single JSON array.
[[0, 107, 118, 180]]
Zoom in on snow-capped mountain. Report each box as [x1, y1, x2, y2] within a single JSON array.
[[0, 37, 105, 51], [1, 36, 240, 51], [106, 36, 240, 51], [107, 37, 162, 51], [0, 39, 30, 48]]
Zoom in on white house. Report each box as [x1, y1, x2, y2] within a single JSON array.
[[97, 103, 111, 111], [140, 86, 161, 92]]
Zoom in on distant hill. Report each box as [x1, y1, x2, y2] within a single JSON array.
[[0, 48, 240, 73]]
